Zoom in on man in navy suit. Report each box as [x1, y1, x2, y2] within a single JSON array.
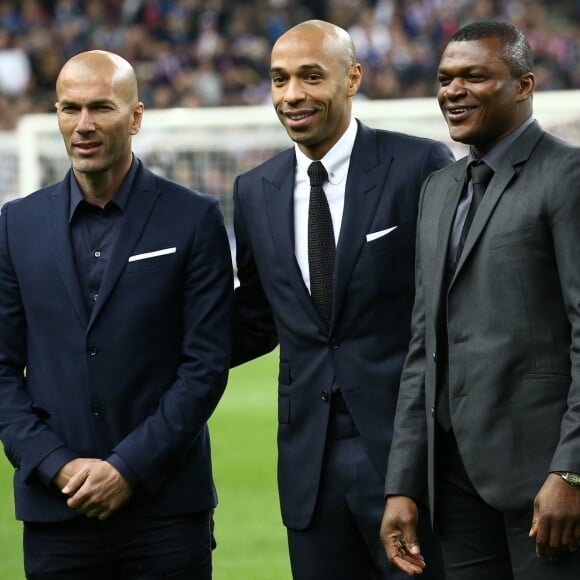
[[0, 50, 233, 579], [232, 20, 454, 579]]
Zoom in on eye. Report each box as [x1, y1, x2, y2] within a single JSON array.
[[304, 73, 322, 83], [466, 73, 486, 82], [271, 75, 286, 85], [438, 76, 450, 87]]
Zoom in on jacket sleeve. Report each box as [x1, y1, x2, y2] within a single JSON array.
[[231, 175, 278, 367], [384, 175, 432, 503], [110, 199, 234, 493], [0, 202, 77, 485]]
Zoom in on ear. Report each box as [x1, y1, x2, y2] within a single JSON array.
[[516, 72, 535, 102], [129, 102, 144, 136], [346, 63, 362, 97]]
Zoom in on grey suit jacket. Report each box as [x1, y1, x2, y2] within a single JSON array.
[[385, 120, 580, 517]]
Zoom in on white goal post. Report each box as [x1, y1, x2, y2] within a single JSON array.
[[8, 90, 580, 232]]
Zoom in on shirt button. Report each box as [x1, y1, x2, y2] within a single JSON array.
[[94, 250, 101, 258]]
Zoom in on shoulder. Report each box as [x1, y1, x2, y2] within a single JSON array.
[[356, 120, 451, 155], [236, 147, 295, 184], [1, 181, 61, 218], [147, 168, 218, 210]]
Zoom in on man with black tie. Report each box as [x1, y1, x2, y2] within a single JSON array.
[[0, 50, 233, 578], [232, 19, 453, 579], [381, 21, 580, 579]]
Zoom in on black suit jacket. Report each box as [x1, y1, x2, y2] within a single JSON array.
[[386, 121, 580, 518], [233, 120, 454, 529], [0, 161, 234, 521]]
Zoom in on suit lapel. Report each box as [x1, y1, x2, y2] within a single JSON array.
[[88, 166, 159, 329], [432, 164, 466, 320], [451, 121, 544, 282], [263, 150, 322, 322], [47, 175, 88, 327], [333, 123, 386, 326]]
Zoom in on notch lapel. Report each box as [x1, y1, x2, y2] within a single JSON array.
[[263, 151, 323, 323], [432, 165, 466, 320], [47, 176, 88, 327], [451, 121, 544, 282], [333, 125, 387, 327], [87, 167, 159, 329]]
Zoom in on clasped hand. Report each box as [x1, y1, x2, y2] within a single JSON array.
[[53, 458, 132, 521]]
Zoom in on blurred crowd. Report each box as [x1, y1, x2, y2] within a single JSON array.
[[0, 0, 578, 130]]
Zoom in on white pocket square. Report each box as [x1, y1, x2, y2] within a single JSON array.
[[366, 226, 397, 242], [128, 247, 176, 262]]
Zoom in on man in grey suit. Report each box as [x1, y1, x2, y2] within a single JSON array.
[[380, 21, 580, 579]]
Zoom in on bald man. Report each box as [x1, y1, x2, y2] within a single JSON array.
[[232, 20, 453, 579], [0, 50, 233, 578]]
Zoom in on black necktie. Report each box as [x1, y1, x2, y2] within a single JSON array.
[[308, 161, 334, 323], [454, 160, 494, 264]]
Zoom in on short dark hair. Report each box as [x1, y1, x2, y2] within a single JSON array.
[[450, 20, 533, 78]]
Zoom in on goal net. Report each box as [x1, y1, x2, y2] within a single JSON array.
[[6, 90, 580, 233]]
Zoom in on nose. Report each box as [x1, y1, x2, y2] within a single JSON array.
[[441, 78, 467, 99], [283, 78, 305, 104], [76, 108, 95, 132]]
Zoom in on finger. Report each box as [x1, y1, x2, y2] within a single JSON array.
[[62, 469, 90, 496], [390, 535, 425, 574], [535, 521, 548, 559], [529, 516, 538, 538], [545, 519, 563, 561]]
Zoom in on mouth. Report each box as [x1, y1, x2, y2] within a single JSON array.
[[445, 105, 476, 123], [73, 142, 101, 154], [279, 109, 317, 129]]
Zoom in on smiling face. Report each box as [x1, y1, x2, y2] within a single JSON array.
[[55, 51, 143, 186], [270, 22, 361, 160], [437, 37, 534, 156]]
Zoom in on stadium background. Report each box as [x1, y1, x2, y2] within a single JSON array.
[[0, 0, 579, 578]]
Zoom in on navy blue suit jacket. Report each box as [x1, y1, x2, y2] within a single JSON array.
[[233, 121, 454, 529], [0, 161, 234, 522]]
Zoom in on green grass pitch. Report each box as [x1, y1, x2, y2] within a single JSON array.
[[0, 349, 291, 579]]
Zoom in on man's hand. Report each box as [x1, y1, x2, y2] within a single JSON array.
[[52, 458, 100, 491], [56, 459, 132, 520], [529, 473, 580, 560], [380, 496, 426, 576]]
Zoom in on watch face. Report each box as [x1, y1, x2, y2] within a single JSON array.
[[564, 472, 580, 486]]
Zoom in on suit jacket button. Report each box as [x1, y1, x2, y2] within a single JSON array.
[[328, 337, 339, 349], [90, 405, 102, 417], [431, 407, 435, 417], [321, 391, 329, 402], [432, 352, 437, 361], [88, 347, 98, 357]]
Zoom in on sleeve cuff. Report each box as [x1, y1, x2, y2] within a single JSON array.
[[35, 447, 78, 487], [106, 453, 140, 488]]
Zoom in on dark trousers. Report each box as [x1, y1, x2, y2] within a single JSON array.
[[287, 394, 445, 580], [23, 510, 214, 580], [436, 428, 580, 579]]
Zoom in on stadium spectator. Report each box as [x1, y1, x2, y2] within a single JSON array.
[[0, 0, 576, 130]]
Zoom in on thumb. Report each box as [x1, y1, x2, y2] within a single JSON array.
[[402, 528, 422, 555], [529, 504, 539, 538]]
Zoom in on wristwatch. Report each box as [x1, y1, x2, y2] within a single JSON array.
[[554, 471, 580, 487]]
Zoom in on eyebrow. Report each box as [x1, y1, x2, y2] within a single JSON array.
[[270, 63, 325, 74]]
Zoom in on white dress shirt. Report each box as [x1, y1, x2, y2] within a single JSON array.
[[294, 117, 358, 291]]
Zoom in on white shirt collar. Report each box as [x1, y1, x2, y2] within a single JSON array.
[[294, 117, 358, 185]]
